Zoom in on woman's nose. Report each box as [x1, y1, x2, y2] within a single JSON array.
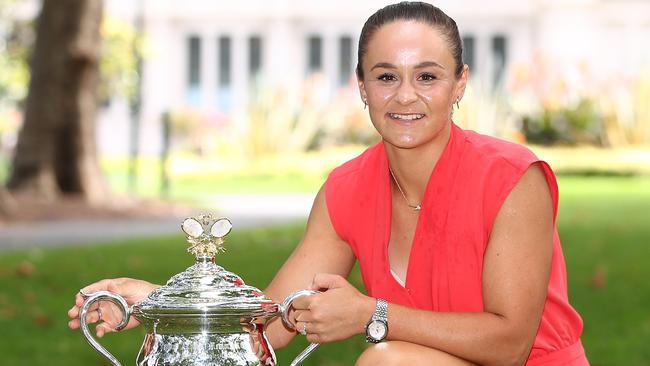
[[395, 80, 418, 105]]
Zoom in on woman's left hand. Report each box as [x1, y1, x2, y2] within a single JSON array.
[[290, 273, 375, 344]]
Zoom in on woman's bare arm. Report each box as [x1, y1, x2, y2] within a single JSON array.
[[263, 184, 356, 349]]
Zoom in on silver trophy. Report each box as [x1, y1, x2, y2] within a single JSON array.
[[79, 214, 319, 366]]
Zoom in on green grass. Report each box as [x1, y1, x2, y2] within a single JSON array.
[[98, 151, 355, 200], [0, 175, 649, 365], [0, 224, 367, 366], [555, 175, 650, 365]]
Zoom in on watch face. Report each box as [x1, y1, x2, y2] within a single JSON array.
[[367, 319, 387, 341]]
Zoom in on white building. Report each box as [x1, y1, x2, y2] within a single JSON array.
[[15, 0, 650, 154]]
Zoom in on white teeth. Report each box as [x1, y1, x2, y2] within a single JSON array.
[[390, 113, 424, 121]]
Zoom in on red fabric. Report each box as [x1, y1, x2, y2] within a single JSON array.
[[325, 124, 588, 365]]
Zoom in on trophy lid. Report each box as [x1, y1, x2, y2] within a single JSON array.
[[133, 214, 278, 327]]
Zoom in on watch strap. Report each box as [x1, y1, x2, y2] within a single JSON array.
[[372, 298, 388, 322]]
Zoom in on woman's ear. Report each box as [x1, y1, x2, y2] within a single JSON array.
[[455, 64, 469, 101], [357, 76, 367, 105]]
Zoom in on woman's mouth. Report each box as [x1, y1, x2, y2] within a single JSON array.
[[388, 113, 425, 121]]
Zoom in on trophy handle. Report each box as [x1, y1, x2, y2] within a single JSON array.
[[280, 289, 321, 366], [79, 291, 131, 366]]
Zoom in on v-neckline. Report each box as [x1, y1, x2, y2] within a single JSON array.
[[382, 124, 458, 291]]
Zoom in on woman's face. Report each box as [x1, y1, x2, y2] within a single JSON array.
[[358, 20, 468, 150]]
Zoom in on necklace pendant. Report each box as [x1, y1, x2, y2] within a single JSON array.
[[411, 204, 422, 211]]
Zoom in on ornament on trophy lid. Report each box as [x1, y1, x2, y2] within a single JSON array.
[[181, 214, 233, 258]]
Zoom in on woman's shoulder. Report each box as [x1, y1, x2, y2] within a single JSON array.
[[328, 141, 384, 181], [325, 141, 385, 244], [460, 128, 539, 170]]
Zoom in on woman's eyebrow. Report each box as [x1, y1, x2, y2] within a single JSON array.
[[370, 60, 446, 71], [370, 62, 397, 71], [414, 61, 445, 70]]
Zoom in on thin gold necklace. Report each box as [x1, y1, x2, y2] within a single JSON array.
[[389, 167, 422, 211]]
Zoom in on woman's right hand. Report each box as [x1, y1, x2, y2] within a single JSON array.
[[67, 278, 160, 337]]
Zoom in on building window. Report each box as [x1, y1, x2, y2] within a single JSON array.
[[339, 36, 353, 86], [218, 36, 232, 88], [216, 36, 232, 112], [187, 35, 201, 105], [308, 35, 322, 73], [462, 35, 475, 72], [249, 36, 262, 78], [492, 35, 507, 87], [187, 36, 201, 86]]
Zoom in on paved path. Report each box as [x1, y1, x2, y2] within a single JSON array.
[[0, 193, 316, 251]]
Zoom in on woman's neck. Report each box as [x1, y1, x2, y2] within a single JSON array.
[[384, 123, 452, 203]]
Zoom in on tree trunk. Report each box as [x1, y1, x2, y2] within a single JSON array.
[[7, 0, 106, 203], [0, 185, 15, 217]]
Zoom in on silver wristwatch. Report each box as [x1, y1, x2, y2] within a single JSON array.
[[365, 298, 388, 343]]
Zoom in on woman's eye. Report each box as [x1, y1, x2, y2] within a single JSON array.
[[377, 73, 397, 82], [419, 73, 437, 81]]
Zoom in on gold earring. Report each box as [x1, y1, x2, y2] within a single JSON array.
[[455, 98, 460, 109], [363, 98, 367, 110]]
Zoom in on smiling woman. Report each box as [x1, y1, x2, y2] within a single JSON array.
[[67, 2, 589, 366]]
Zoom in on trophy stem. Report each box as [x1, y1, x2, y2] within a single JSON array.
[[195, 255, 215, 264]]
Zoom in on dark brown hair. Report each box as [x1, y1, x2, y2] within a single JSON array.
[[356, 1, 464, 79]]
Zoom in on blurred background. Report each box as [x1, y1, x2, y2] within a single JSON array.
[[0, 0, 648, 365]]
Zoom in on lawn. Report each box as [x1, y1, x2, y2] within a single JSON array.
[[99, 149, 360, 200], [0, 175, 649, 365]]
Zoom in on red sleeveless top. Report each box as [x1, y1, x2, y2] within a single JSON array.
[[325, 124, 588, 365]]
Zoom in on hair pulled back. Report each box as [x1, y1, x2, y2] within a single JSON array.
[[356, 2, 464, 79]]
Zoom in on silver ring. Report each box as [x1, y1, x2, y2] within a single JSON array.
[[299, 322, 307, 336], [97, 307, 103, 321]]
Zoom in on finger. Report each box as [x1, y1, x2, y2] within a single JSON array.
[[306, 333, 320, 344], [75, 293, 84, 307], [68, 308, 102, 329], [290, 294, 314, 310], [68, 305, 79, 318], [70, 302, 98, 322], [84, 309, 103, 324], [79, 280, 108, 295], [76, 279, 114, 307], [125, 316, 140, 330], [75, 292, 92, 307], [294, 309, 316, 323], [80, 279, 119, 298], [96, 323, 114, 338], [310, 273, 345, 291], [293, 309, 307, 323], [295, 320, 308, 336], [68, 318, 80, 329]]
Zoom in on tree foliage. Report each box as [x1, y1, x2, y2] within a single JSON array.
[[99, 17, 144, 104]]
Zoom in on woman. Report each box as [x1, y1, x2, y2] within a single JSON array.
[[68, 2, 589, 365]]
